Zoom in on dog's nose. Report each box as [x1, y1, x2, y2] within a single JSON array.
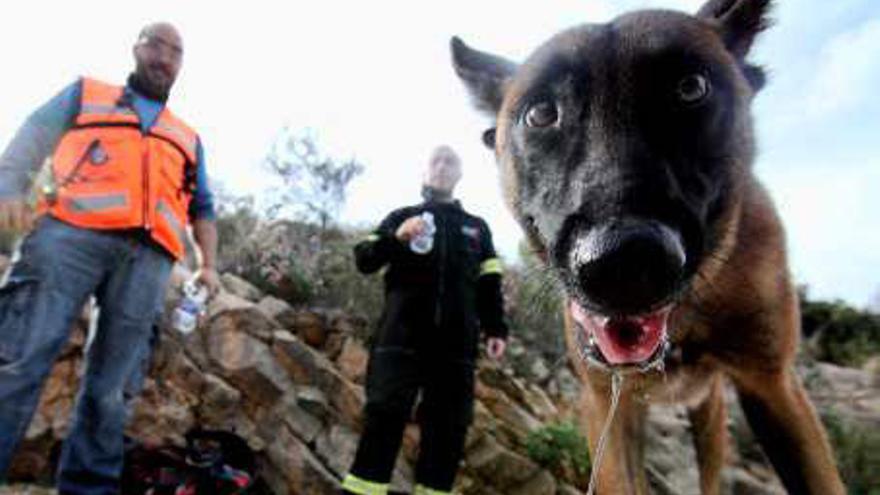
[[569, 220, 686, 314]]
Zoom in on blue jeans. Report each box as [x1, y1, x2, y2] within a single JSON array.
[[0, 216, 172, 494]]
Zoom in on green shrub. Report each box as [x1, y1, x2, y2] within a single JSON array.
[[311, 231, 384, 334], [800, 294, 880, 367], [525, 421, 590, 485], [821, 410, 880, 494]]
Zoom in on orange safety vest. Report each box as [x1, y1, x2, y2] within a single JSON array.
[[38, 77, 198, 260]]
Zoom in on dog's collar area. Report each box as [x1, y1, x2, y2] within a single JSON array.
[[574, 322, 671, 375]]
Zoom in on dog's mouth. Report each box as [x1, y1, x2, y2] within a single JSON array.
[[569, 299, 671, 372]]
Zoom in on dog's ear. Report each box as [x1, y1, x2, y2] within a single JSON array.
[[697, 0, 772, 58], [697, 0, 771, 90], [450, 36, 518, 117]]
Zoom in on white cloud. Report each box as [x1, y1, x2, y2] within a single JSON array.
[[763, 160, 880, 307], [805, 18, 880, 118]]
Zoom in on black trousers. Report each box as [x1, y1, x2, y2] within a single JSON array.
[[347, 347, 475, 491]]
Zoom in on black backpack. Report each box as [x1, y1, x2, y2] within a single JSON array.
[[122, 429, 258, 495]]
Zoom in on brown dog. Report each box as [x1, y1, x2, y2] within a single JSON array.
[[451, 0, 845, 493]]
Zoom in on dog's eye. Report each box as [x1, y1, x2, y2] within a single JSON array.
[[676, 74, 711, 105], [524, 101, 559, 128]]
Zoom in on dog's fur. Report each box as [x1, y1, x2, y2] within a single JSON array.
[[452, 0, 845, 493]]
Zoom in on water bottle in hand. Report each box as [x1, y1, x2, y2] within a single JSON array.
[[410, 211, 436, 254], [172, 278, 208, 335]]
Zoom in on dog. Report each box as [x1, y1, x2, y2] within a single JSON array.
[[451, 0, 845, 493]]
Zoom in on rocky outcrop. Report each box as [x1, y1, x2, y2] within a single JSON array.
[[5, 273, 879, 494]]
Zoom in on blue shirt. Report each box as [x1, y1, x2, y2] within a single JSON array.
[[0, 79, 215, 220]]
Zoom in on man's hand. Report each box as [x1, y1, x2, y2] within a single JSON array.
[[486, 337, 507, 360], [395, 216, 427, 242], [194, 267, 222, 297], [0, 198, 35, 233]]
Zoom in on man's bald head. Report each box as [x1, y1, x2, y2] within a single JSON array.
[[137, 22, 182, 48], [132, 22, 183, 100], [424, 145, 463, 194]]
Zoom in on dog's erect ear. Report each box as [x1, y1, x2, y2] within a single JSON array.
[[450, 36, 518, 117], [697, 0, 772, 58], [697, 0, 771, 91]]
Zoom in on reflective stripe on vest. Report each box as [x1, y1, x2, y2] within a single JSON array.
[[66, 193, 128, 212], [157, 199, 188, 252], [413, 484, 454, 495], [41, 77, 198, 260], [479, 257, 503, 276], [341, 474, 388, 495]]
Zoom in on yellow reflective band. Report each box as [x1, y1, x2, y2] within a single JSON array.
[[479, 257, 503, 276], [413, 484, 454, 495], [341, 474, 389, 495], [363, 233, 380, 243]]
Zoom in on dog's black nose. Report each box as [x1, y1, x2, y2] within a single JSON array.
[[569, 220, 686, 314]]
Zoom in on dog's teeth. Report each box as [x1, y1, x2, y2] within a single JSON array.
[[592, 315, 610, 327]]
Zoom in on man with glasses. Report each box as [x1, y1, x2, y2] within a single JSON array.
[[0, 22, 219, 493]]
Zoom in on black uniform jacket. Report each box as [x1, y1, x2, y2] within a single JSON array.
[[354, 199, 508, 360]]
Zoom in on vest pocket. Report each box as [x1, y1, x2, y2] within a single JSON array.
[[0, 277, 38, 365], [53, 128, 140, 185]]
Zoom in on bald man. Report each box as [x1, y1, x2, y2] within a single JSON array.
[[0, 23, 218, 493], [342, 146, 508, 495]]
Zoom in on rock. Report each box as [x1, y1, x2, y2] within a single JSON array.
[[206, 324, 293, 410], [324, 332, 347, 361], [198, 373, 242, 425], [547, 366, 581, 407], [264, 427, 340, 495], [802, 362, 880, 425], [257, 295, 298, 328], [643, 406, 699, 495], [556, 484, 583, 495], [328, 311, 368, 337], [476, 380, 543, 446], [297, 386, 332, 421], [206, 291, 254, 318], [208, 304, 280, 342], [291, 310, 330, 348], [509, 469, 557, 495], [315, 424, 360, 477], [128, 379, 196, 445], [522, 383, 559, 422], [270, 392, 325, 444], [272, 331, 365, 427], [220, 273, 263, 301], [530, 356, 551, 383], [336, 338, 369, 384], [724, 467, 787, 495], [863, 355, 880, 384], [465, 435, 542, 490]]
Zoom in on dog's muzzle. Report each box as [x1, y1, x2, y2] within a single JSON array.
[[565, 219, 684, 368], [568, 219, 686, 315]]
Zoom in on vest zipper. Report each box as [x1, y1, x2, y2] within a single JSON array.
[[142, 141, 151, 231]]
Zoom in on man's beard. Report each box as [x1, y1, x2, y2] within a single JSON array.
[[128, 68, 171, 102]]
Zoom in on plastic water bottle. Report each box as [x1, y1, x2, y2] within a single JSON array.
[[172, 279, 208, 334], [409, 211, 436, 254]]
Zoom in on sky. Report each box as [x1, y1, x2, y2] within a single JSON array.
[[0, 0, 878, 308]]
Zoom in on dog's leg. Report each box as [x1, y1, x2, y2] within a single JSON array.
[[730, 368, 845, 494], [580, 377, 650, 495], [687, 373, 726, 495]]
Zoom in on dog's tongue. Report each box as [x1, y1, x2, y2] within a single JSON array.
[[570, 301, 670, 365]]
